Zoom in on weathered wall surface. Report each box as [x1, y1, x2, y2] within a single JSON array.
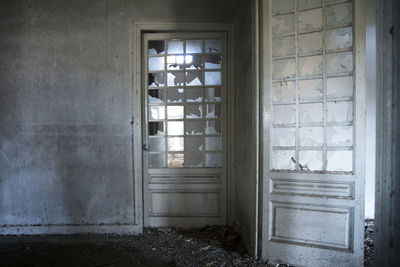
[[0, 0, 234, 234]]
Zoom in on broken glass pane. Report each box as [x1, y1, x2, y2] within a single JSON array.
[[205, 153, 222, 167], [148, 57, 164, 71], [168, 153, 184, 168], [148, 89, 165, 104], [299, 55, 323, 76], [149, 106, 165, 120], [148, 73, 165, 87], [167, 88, 184, 103], [186, 40, 202, 53], [298, 8, 322, 32], [326, 27, 353, 50], [273, 104, 296, 124], [186, 105, 203, 119], [205, 72, 221, 86], [272, 0, 294, 13], [185, 55, 202, 70], [299, 79, 323, 100], [272, 36, 295, 57], [298, 32, 322, 56], [299, 103, 323, 123], [326, 52, 353, 74], [185, 136, 203, 151], [168, 137, 184, 151], [205, 55, 222, 69], [299, 150, 323, 171], [271, 150, 296, 170], [150, 154, 166, 168], [273, 58, 296, 79], [326, 2, 352, 26], [299, 127, 323, 147], [205, 137, 222, 151], [149, 137, 165, 152], [327, 150, 352, 172], [185, 152, 203, 167], [273, 81, 296, 101], [326, 76, 353, 98], [186, 88, 203, 102], [298, 0, 321, 9], [167, 72, 185, 87], [149, 122, 164, 136], [327, 101, 353, 122], [205, 104, 221, 118], [204, 40, 221, 54], [205, 87, 222, 102], [167, 40, 184, 54], [167, 55, 185, 70], [327, 126, 353, 146], [148, 40, 165, 55], [272, 14, 295, 35], [186, 72, 203, 86], [272, 127, 295, 147], [167, 121, 184, 135], [185, 120, 203, 135], [205, 120, 221, 134], [167, 106, 184, 119]]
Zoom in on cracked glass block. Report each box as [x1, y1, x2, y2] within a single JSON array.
[[149, 137, 165, 152], [149, 122, 164, 136], [186, 105, 203, 119], [326, 52, 353, 74], [273, 58, 296, 79], [205, 104, 221, 118], [148, 57, 164, 71], [185, 120, 203, 135], [148, 40, 165, 55], [205, 87, 222, 102], [168, 153, 184, 168], [205, 137, 222, 151], [149, 106, 165, 120], [272, 0, 294, 13], [327, 126, 353, 146], [167, 40, 184, 54], [298, 0, 321, 9], [273, 81, 296, 101], [167, 88, 184, 103], [150, 154, 166, 168], [271, 150, 296, 170], [205, 55, 222, 69], [299, 103, 323, 123], [273, 105, 296, 124], [205, 72, 221, 86], [204, 40, 221, 54], [185, 136, 203, 151], [168, 137, 184, 151], [272, 36, 295, 57], [149, 89, 165, 104], [167, 72, 185, 86], [298, 32, 322, 56], [205, 153, 222, 167], [167, 121, 184, 135], [186, 72, 203, 86], [299, 127, 323, 147], [273, 127, 295, 147], [298, 8, 322, 32], [326, 27, 353, 50], [205, 120, 221, 134], [299, 79, 323, 100], [185, 152, 203, 167], [326, 76, 353, 98], [272, 14, 295, 35], [299, 55, 323, 76], [326, 2, 352, 26], [327, 150, 352, 172], [299, 150, 323, 171], [186, 88, 203, 102], [167, 106, 184, 119], [148, 73, 165, 87], [327, 101, 353, 122], [186, 40, 202, 53]]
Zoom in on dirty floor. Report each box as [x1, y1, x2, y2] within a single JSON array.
[[0, 222, 374, 267]]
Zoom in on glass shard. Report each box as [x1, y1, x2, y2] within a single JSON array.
[[149, 106, 165, 120], [299, 150, 323, 171], [149, 89, 165, 104], [148, 40, 165, 55], [149, 122, 164, 136], [271, 150, 296, 170]]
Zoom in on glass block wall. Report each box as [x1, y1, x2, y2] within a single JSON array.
[[270, 0, 354, 172]]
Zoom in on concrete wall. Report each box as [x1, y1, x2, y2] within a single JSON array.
[[0, 0, 234, 234]]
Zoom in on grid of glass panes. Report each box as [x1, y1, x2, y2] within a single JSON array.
[[147, 38, 223, 168], [270, 0, 354, 172]]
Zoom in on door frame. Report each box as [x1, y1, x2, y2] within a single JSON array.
[[132, 21, 236, 230]]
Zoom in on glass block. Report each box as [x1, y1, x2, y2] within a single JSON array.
[[206, 120, 222, 134], [167, 106, 184, 119], [186, 105, 203, 119], [273, 105, 296, 124], [327, 126, 353, 146], [326, 2, 352, 26], [148, 40, 165, 55], [327, 150, 352, 172], [148, 57, 164, 71], [273, 81, 296, 101], [326, 27, 352, 50], [299, 55, 323, 76], [185, 152, 203, 167], [204, 40, 221, 54], [167, 121, 184, 135], [205, 87, 222, 102], [272, 14, 295, 35], [205, 55, 222, 69], [149, 137, 165, 152], [271, 150, 296, 170], [185, 120, 203, 135], [205, 153, 222, 167], [167, 40, 184, 54], [167, 72, 185, 87], [273, 58, 296, 79], [186, 72, 203, 86], [149, 122, 164, 136], [299, 127, 323, 147], [148, 73, 165, 87], [168, 137, 183, 151], [298, 8, 322, 32], [326, 52, 353, 74], [326, 76, 353, 98], [299, 103, 323, 123], [272, 0, 294, 12], [299, 150, 323, 171], [205, 104, 221, 118], [168, 153, 184, 168], [167, 88, 184, 103], [205, 137, 222, 151], [186, 88, 203, 102], [185, 136, 203, 151], [299, 79, 323, 100], [298, 0, 321, 9], [150, 154, 166, 168], [186, 40, 202, 53], [167, 55, 185, 70], [298, 32, 322, 55], [205, 72, 221, 86], [272, 127, 295, 147], [327, 101, 353, 122], [148, 89, 164, 104], [272, 36, 295, 57], [149, 106, 165, 120]]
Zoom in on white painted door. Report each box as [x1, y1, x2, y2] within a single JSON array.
[[142, 32, 228, 227], [260, 0, 366, 266]]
